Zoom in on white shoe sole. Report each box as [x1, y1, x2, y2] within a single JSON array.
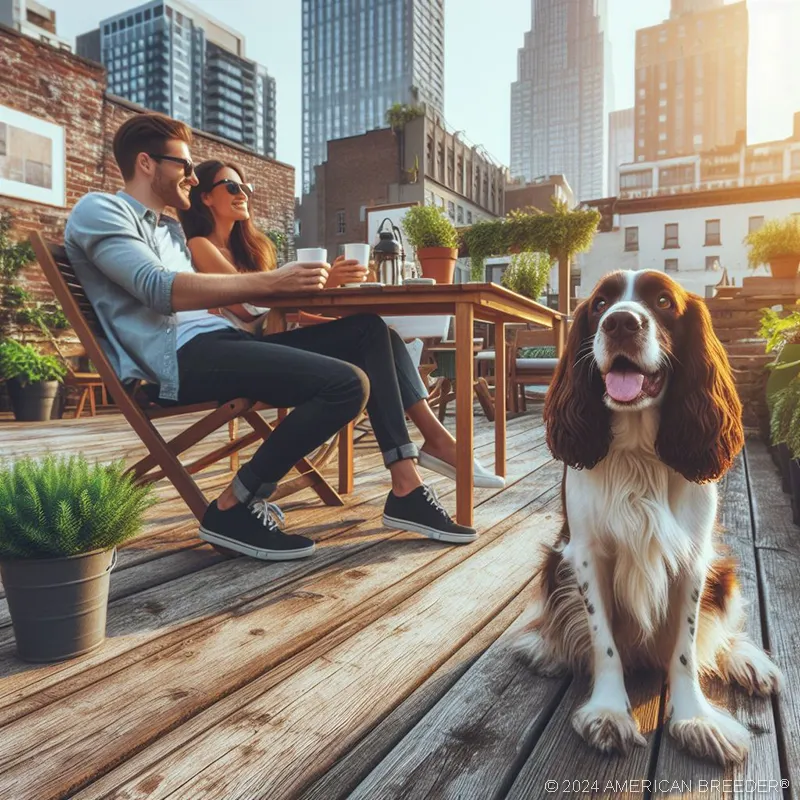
[[382, 514, 478, 544], [199, 527, 316, 560], [417, 452, 505, 489]]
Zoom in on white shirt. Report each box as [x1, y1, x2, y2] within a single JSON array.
[[153, 223, 235, 349]]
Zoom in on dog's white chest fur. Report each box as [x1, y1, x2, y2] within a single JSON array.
[[564, 409, 715, 638]]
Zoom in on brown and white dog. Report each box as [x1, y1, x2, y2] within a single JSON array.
[[514, 269, 782, 764]]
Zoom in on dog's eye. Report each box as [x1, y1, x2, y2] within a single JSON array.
[[593, 298, 607, 313], [656, 294, 673, 310]]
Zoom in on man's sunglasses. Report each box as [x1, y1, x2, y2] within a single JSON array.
[[148, 153, 195, 177], [211, 178, 254, 198]]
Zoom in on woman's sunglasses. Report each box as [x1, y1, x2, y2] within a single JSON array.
[[211, 179, 254, 198]]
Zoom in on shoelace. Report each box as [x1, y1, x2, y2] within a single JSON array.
[[250, 500, 285, 531], [422, 485, 450, 519]]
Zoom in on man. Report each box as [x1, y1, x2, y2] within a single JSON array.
[[65, 113, 477, 561]]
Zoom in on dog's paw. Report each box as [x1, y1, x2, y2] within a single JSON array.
[[669, 703, 749, 765], [722, 638, 784, 697], [510, 628, 568, 677], [572, 703, 646, 755]]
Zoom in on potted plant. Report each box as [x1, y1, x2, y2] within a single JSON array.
[[0, 338, 67, 421], [402, 205, 459, 284], [768, 376, 800, 524], [759, 306, 800, 475], [0, 455, 154, 662], [500, 251, 552, 300], [745, 217, 800, 279]]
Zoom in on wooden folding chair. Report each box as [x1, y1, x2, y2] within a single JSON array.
[[31, 233, 353, 523]]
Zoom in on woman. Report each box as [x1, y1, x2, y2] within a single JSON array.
[[179, 160, 504, 534]]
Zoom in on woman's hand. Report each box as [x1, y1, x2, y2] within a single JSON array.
[[326, 256, 369, 288], [266, 261, 330, 293]]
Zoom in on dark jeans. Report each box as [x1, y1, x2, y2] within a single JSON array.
[[175, 313, 428, 504]]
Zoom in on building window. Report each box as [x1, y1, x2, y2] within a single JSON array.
[[624, 227, 639, 252], [749, 216, 765, 234], [664, 223, 679, 249], [705, 256, 721, 271], [336, 210, 345, 234], [447, 201, 455, 221], [466, 210, 473, 224], [665, 258, 679, 273], [705, 219, 721, 246], [457, 205, 464, 224]]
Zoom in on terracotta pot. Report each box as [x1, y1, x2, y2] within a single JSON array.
[[417, 247, 458, 284], [768, 255, 800, 279]]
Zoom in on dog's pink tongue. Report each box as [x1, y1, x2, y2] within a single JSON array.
[[605, 370, 645, 402]]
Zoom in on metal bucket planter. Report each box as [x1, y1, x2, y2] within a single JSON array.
[[0, 547, 116, 662]]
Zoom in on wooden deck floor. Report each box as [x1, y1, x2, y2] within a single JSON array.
[[0, 407, 797, 800]]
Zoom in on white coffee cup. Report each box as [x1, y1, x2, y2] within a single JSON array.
[[343, 243, 371, 266], [296, 247, 327, 264]]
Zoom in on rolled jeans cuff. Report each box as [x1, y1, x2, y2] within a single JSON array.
[[232, 466, 277, 505], [383, 442, 419, 468]]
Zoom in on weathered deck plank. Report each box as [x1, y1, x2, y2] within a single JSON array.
[[73, 501, 553, 800], [651, 453, 783, 798], [0, 410, 793, 800], [747, 439, 800, 800]]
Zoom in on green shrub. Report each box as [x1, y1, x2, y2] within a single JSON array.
[[402, 205, 459, 250], [745, 217, 800, 269], [0, 338, 66, 385], [770, 378, 800, 459], [0, 455, 155, 559], [500, 251, 552, 300]]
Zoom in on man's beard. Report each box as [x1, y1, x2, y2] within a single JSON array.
[[152, 173, 190, 210]]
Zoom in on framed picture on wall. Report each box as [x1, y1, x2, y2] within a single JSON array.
[[0, 105, 65, 207]]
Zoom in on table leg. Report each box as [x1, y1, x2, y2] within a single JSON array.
[[455, 302, 474, 527], [265, 308, 287, 336], [494, 321, 506, 478]]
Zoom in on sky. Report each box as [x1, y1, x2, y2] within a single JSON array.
[[46, 0, 800, 196]]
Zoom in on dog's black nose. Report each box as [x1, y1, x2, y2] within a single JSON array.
[[602, 310, 642, 338]]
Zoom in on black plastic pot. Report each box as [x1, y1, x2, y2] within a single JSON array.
[[0, 548, 116, 662], [777, 443, 792, 494], [791, 460, 800, 528], [6, 378, 61, 421]]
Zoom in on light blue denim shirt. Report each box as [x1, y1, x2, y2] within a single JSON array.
[[65, 191, 189, 401]]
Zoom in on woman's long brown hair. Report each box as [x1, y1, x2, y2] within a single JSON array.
[[179, 160, 277, 272]]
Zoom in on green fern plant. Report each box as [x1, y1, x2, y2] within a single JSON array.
[[0, 339, 66, 385], [0, 456, 155, 559]]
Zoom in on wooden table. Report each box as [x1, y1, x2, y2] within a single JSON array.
[[261, 283, 564, 526]]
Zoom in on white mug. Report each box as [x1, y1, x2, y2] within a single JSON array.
[[296, 247, 327, 264], [343, 243, 371, 266]]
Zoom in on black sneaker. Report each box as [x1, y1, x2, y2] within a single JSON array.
[[200, 500, 316, 560], [382, 484, 477, 544]]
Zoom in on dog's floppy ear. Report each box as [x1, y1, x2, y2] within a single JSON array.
[[656, 293, 744, 483], [544, 300, 611, 469]]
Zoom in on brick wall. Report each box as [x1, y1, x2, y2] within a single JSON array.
[[0, 23, 295, 361], [300, 128, 399, 260]]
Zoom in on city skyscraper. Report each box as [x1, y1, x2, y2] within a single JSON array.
[[76, 0, 276, 159], [301, 0, 445, 193], [634, 0, 747, 162], [510, 0, 613, 201], [608, 107, 634, 196]]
